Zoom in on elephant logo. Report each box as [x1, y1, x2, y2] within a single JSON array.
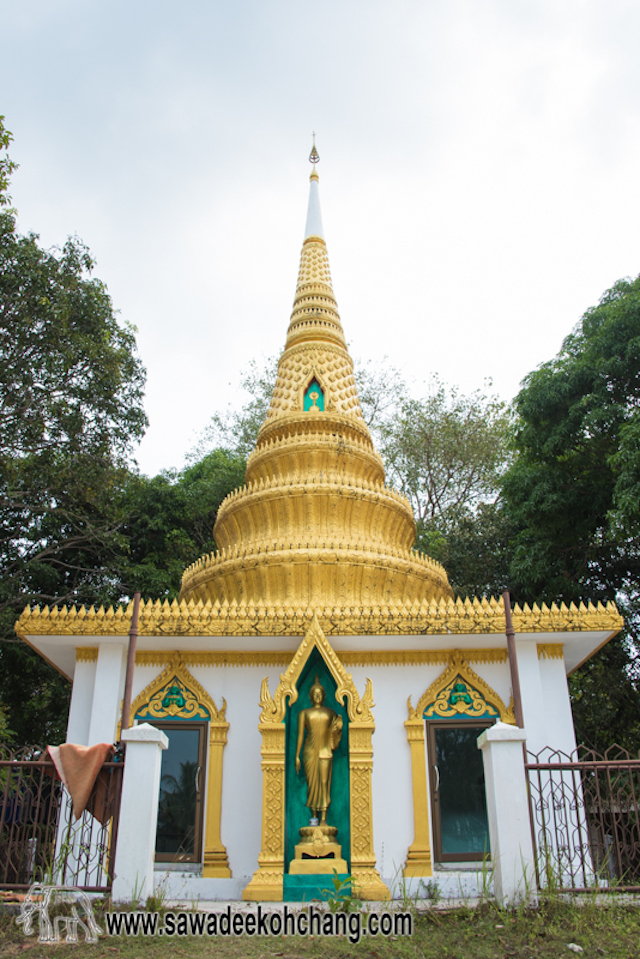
[[16, 883, 102, 943]]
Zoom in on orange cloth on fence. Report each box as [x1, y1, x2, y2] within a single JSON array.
[[46, 743, 115, 822]]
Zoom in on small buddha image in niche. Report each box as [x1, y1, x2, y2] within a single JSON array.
[[304, 378, 325, 412], [448, 680, 473, 707]]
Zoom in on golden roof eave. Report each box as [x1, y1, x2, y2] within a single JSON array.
[[15, 596, 624, 639]]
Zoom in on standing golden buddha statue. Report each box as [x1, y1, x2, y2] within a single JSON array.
[[290, 678, 348, 875], [295, 677, 343, 825]]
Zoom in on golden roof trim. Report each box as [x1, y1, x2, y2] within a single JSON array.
[[20, 596, 622, 640]]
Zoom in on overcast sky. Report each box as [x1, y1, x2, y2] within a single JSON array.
[[2, 1, 639, 475]]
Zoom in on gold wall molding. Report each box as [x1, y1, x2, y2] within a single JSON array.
[[92, 647, 510, 670], [76, 647, 98, 663], [23, 596, 623, 642], [342, 649, 508, 667], [134, 650, 294, 668], [537, 643, 564, 660], [76, 644, 557, 670], [129, 654, 231, 878], [403, 651, 515, 879], [242, 613, 389, 903]]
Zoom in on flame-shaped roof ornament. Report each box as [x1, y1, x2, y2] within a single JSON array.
[[309, 133, 320, 165]]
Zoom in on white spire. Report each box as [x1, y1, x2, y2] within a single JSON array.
[[304, 172, 324, 239], [304, 136, 324, 239]]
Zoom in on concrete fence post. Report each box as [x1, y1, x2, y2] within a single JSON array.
[[478, 722, 537, 904], [112, 724, 168, 903]]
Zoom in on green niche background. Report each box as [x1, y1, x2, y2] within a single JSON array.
[[303, 378, 325, 411], [284, 649, 350, 871]]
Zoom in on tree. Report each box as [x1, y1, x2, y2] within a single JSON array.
[[502, 274, 640, 751], [376, 377, 514, 597], [191, 357, 279, 460], [116, 450, 246, 600], [0, 121, 147, 745], [0, 116, 17, 206]]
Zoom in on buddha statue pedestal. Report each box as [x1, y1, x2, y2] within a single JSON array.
[[289, 825, 348, 875]]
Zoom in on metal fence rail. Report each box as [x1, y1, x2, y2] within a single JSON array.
[[0, 745, 123, 892], [526, 745, 640, 893]]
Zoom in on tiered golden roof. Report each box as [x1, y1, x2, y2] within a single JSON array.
[[179, 161, 453, 609]]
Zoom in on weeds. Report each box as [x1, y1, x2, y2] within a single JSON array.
[[320, 871, 362, 913]]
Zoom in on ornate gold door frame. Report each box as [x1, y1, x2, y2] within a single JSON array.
[[129, 654, 231, 877], [242, 613, 389, 901], [403, 650, 515, 878]]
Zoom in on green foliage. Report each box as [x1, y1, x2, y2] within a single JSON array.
[[417, 502, 517, 600], [0, 699, 14, 741], [378, 377, 514, 598], [0, 115, 17, 206], [380, 376, 512, 532], [320, 870, 361, 913], [503, 274, 640, 751], [0, 126, 147, 744], [117, 450, 246, 599], [191, 357, 279, 460]]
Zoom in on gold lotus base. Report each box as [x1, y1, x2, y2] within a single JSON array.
[[289, 825, 347, 875]]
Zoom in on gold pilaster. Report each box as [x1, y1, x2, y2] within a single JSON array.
[[403, 716, 432, 878], [203, 721, 232, 878], [242, 723, 286, 900], [349, 722, 389, 899]]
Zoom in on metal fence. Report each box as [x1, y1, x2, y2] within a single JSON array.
[[526, 745, 640, 893], [0, 745, 123, 892]]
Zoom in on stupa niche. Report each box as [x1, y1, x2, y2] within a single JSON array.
[[179, 157, 454, 609]]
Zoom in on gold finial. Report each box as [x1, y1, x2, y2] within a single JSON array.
[[309, 133, 320, 165]]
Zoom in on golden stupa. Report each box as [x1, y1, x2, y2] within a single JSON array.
[[180, 150, 453, 610]]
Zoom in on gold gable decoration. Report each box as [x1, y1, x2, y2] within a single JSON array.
[[256, 612, 375, 727], [423, 676, 500, 721], [243, 613, 388, 903], [129, 654, 226, 726], [408, 650, 515, 725], [136, 675, 210, 723]]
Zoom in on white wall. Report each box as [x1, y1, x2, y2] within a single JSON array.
[[538, 656, 577, 756], [66, 659, 96, 745], [87, 643, 127, 744], [190, 664, 283, 883]]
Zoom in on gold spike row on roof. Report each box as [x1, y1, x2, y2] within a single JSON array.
[[16, 597, 623, 639]]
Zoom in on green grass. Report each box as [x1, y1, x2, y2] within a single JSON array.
[[1, 897, 639, 958]]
